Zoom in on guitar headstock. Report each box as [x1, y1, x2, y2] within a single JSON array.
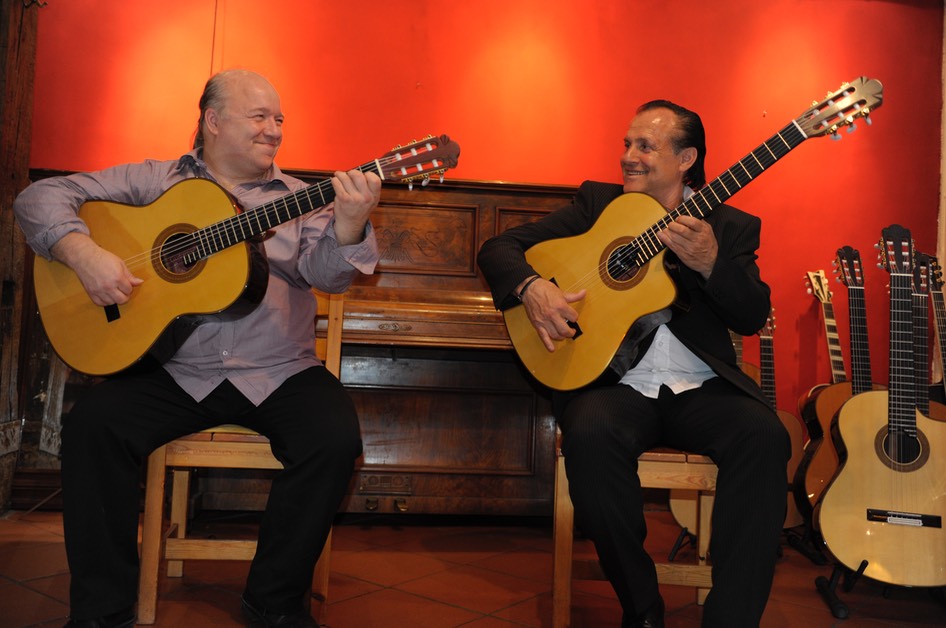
[[879, 224, 914, 276], [929, 256, 944, 292], [377, 134, 461, 189], [914, 251, 932, 295], [805, 270, 832, 304], [795, 77, 883, 140], [835, 245, 864, 288], [758, 308, 776, 339]]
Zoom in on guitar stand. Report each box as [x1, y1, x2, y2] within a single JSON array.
[[668, 526, 696, 561], [785, 525, 828, 565], [815, 560, 867, 619]]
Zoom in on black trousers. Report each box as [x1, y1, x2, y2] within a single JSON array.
[[557, 378, 790, 628], [60, 365, 362, 620]]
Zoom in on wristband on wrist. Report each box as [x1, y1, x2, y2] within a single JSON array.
[[515, 275, 541, 302]]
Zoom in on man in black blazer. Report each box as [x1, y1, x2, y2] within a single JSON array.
[[477, 100, 789, 628]]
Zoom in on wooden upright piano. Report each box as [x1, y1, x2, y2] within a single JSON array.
[[209, 173, 578, 517]]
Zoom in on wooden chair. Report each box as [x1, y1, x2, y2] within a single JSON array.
[[552, 429, 717, 628], [136, 291, 346, 624]]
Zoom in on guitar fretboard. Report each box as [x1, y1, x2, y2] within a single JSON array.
[[913, 268, 930, 416], [183, 161, 382, 265], [759, 333, 777, 408], [629, 120, 808, 267], [890, 271, 918, 436], [821, 301, 847, 384]]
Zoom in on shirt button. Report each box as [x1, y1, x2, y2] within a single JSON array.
[[222, 350, 230, 357]]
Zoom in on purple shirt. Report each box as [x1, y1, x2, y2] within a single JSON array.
[[14, 151, 379, 405]]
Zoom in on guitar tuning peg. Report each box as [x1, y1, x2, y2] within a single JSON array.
[[864, 115, 873, 126], [421, 176, 430, 187], [830, 132, 842, 141], [408, 181, 414, 191], [846, 122, 857, 133]]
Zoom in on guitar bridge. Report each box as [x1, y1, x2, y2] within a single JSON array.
[[866, 508, 942, 528], [104, 304, 120, 322], [549, 276, 583, 339]]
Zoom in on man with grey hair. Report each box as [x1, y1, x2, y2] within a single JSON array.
[[15, 69, 381, 628]]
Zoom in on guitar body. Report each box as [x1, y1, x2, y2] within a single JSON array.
[[503, 193, 676, 391], [818, 390, 946, 586], [33, 179, 258, 376], [779, 409, 806, 529], [803, 382, 853, 511], [801, 382, 889, 513]]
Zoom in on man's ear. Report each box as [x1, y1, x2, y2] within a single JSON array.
[[678, 146, 697, 171], [205, 108, 221, 136]]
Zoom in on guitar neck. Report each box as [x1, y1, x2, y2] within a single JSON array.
[[632, 120, 809, 267], [933, 290, 946, 396], [759, 334, 777, 407], [913, 290, 930, 414], [184, 160, 381, 264], [820, 301, 847, 384], [848, 284, 874, 395], [889, 271, 918, 434]]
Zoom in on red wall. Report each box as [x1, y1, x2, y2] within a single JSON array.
[[28, 0, 946, 418]]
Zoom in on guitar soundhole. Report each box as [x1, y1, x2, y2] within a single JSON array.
[[600, 237, 644, 290], [154, 225, 206, 283], [874, 427, 929, 472]]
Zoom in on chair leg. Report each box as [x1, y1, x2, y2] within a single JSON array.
[[552, 455, 574, 628], [137, 445, 168, 625], [311, 527, 332, 618], [696, 489, 714, 604], [166, 468, 191, 578]]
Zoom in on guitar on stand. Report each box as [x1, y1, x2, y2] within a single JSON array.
[[911, 252, 946, 423], [757, 311, 806, 530], [816, 225, 946, 618], [802, 249, 882, 514], [789, 271, 844, 563], [927, 257, 946, 406], [797, 270, 847, 443]]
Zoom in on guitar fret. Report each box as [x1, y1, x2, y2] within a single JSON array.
[[234, 214, 249, 241], [689, 193, 713, 217], [250, 207, 264, 234], [889, 275, 915, 422], [849, 286, 873, 392]]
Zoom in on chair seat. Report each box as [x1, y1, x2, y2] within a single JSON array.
[[136, 291, 344, 624], [553, 431, 718, 627]]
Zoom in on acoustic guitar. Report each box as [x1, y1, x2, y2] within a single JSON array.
[[33, 135, 461, 376], [910, 252, 946, 423], [818, 225, 946, 587], [797, 269, 847, 442], [503, 77, 884, 391], [757, 311, 806, 529], [928, 257, 946, 403], [792, 270, 844, 523], [799, 248, 880, 516]]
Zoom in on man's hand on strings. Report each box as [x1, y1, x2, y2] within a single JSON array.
[[51, 232, 143, 306], [519, 278, 587, 352], [657, 214, 718, 279]]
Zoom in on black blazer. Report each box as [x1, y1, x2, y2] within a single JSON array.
[[477, 180, 772, 409]]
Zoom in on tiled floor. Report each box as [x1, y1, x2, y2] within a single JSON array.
[[0, 507, 944, 627]]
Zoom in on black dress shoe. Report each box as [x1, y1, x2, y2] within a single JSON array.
[[62, 606, 136, 628], [241, 594, 319, 628], [622, 594, 665, 628]]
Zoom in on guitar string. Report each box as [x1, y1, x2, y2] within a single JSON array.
[[112, 148, 447, 274], [548, 127, 800, 310]]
